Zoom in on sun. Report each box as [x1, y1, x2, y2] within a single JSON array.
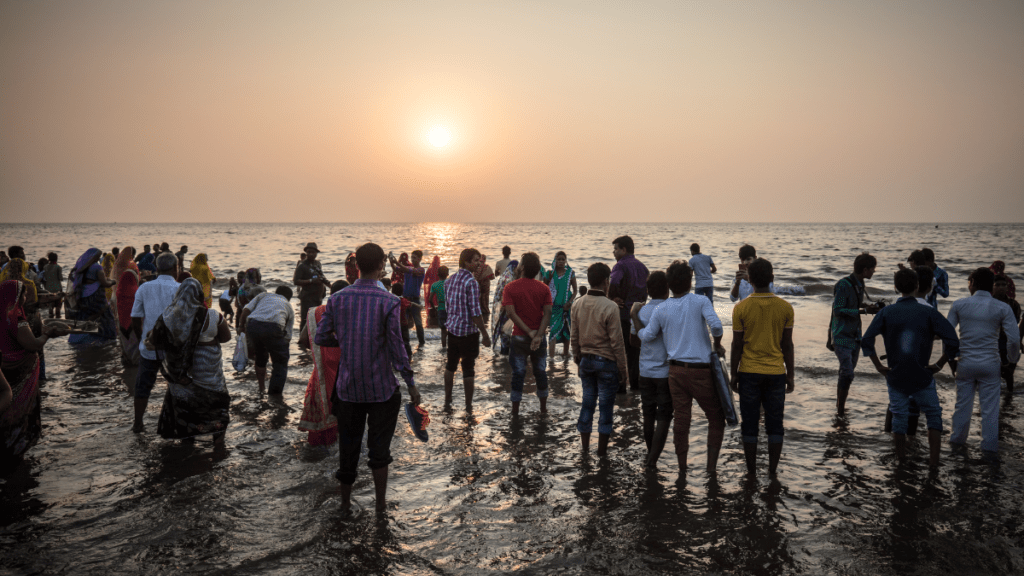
[[428, 126, 452, 148]]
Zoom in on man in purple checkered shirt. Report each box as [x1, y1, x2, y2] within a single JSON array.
[[314, 242, 421, 516], [443, 247, 493, 410]]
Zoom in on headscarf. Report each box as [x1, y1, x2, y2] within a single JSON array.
[[73, 248, 102, 295], [0, 259, 37, 306], [345, 253, 359, 284], [111, 247, 138, 288], [548, 256, 575, 306], [2, 280, 26, 325], [391, 252, 409, 286], [189, 253, 216, 307], [423, 255, 441, 306], [990, 261, 1015, 300], [116, 269, 139, 332], [162, 279, 207, 347], [101, 253, 116, 299]]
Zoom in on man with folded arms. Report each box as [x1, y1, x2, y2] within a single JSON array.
[[636, 261, 725, 476], [315, 242, 421, 516]]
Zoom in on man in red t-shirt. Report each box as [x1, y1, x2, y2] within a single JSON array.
[[501, 252, 553, 416]]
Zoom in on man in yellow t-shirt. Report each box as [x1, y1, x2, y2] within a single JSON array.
[[729, 258, 795, 479]]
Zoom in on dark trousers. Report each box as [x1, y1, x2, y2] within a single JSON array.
[[737, 372, 787, 444], [334, 389, 401, 485], [299, 299, 321, 333], [620, 319, 640, 389], [407, 296, 425, 345], [247, 320, 290, 394]]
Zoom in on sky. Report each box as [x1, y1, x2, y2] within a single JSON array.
[[2, 1, 1022, 223]]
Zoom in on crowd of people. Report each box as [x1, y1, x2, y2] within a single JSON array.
[[0, 237, 1021, 516]]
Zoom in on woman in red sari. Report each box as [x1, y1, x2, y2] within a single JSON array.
[[115, 269, 141, 366], [297, 280, 348, 445]]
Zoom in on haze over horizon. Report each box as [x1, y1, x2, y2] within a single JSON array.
[[3, 1, 1022, 224]]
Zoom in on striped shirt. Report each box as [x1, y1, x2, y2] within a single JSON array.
[[314, 279, 415, 403], [444, 268, 481, 337]]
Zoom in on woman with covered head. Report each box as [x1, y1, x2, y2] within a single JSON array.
[[189, 253, 216, 308], [116, 266, 141, 366], [490, 259, 519, 354], [150, 279, 231, 445], [546, 251, 577, 357], [69, 248, 117, 342], [1, 280, 68, 461]]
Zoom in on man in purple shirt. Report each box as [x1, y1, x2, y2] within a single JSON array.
[[314, 242, 421, 516], [443, 248, 492, 410], [609, 235, 648, 392]]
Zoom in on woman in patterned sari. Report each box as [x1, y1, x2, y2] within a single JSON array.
[[546, 251, 577, 357], [490, 260, 519, 355], [68, 248, 117, 342], [101, 252, 116, 301], [1, 280, 67, 461], [189, 253, 216, 308], [152, 279, 231, 445], [298, 280, 348, 446]]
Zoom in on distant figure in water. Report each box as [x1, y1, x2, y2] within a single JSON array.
[[314, 243, 421, 516], [730, 258, 793, 479], [862, 268, 958, 468], [730, 244, 775, 303], [688, 243, 717, 302]]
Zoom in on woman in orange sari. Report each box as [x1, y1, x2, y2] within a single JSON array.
[[297, 280, 348, 445]]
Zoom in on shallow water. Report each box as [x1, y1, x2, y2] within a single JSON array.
[[2, 223, 1023, 575]]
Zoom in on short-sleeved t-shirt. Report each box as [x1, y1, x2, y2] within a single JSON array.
[[732, 293, 794, 375], [501, 278, 553, 336], [430, 280, 446, 311], [688, 253, 715, 289]]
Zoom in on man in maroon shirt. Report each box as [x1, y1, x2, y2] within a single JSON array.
[[501, 252, 553, 416]]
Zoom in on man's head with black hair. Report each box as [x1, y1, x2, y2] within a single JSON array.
[[747, 258, 774, 289]]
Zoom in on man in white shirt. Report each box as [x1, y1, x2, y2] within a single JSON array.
[[130, 252, 180, 432], [948, 267, 1021, 462], [635, 260, 726, 479], [688, 243, 717, 302], [240, 286, 295, 396], [629, 271, 671, 469]]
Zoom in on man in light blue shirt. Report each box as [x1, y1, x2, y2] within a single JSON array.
[[129, 252, 180, 432], [629, 271, 670, 469], [635, 260, 725, 479], [947, 267, 1021, 461], [688, 243, 717, 302]]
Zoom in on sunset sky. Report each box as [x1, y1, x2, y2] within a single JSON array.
[[2, 1, 1022, 223]]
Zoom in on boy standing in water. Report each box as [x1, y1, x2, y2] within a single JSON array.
[[920, 248, 949, 309], [730, 258, 794, 478], [688, 243, 717, 302], [993, 274, 1021, 394], [829, 253, 879, 415], [862, 268, 959, 468]]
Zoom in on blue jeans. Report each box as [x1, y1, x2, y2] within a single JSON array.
[[738, 372, 787, 444], [695, 286, 714, 302], [577, 356, 619, 434], [247, 319, 290, 394], [888, 381, 942, 434], [509, 335, 548, 402], [834, 345, 859, 391]]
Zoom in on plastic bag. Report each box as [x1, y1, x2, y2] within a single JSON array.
[[232, 333, 250, 372]]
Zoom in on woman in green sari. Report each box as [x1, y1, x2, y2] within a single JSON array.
[[545, 251, 577, 357]]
